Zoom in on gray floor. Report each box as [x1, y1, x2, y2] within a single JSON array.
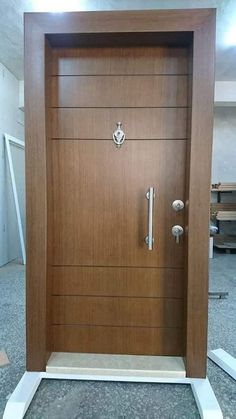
[[0, 253, 236, 418]]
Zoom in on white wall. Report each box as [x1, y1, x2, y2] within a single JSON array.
[[0, 62, 24, 266], [211, 107, 236, 234], [212, 107, 236, 183]]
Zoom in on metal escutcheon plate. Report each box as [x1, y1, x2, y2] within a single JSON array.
[[112, 122, 125, 148], [172, 200, 184, 212]]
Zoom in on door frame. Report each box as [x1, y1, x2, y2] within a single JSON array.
[[25, 9, 215, 377]]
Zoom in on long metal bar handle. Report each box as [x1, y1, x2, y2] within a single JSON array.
[[145, 187, 155, 250]]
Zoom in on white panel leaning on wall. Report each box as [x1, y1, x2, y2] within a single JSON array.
[[4, 134, 25, 265]]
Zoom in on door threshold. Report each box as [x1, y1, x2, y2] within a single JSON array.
[[46, 352, 186, 378]]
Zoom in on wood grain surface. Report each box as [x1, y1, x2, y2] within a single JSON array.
[[52, 296, 183, 327], [51, 75, 188, 108], [51, 46, 189, 75], [50, 140, 186, 267], [51, 325, 184, 355], [51, 107, 187, 140], [51, 266, 184, 298]]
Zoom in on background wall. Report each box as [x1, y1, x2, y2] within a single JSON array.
[[0, 62, 24, 266], [212, 108, 236, 183]]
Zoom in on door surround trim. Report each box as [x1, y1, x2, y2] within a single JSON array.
[[25, 9, 216, 377]]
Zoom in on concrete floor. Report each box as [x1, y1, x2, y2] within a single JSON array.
[[0, 252, 236, 418]]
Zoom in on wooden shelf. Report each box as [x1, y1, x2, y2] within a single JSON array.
[[211, 183, 236, 237], [214, 234, 236, 251], [211, 182, 236, 192], [211, 203, 236, 211], [216, 211, 236, 221], [210, 204, 236, 220]]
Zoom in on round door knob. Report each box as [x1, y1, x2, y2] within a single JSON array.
[[172, 200, 184, 212]]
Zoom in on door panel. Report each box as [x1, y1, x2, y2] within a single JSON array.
[[51, 140, 186, 267], [51, 75, 188, 107], [52, 46, 189, 76], [51, 266, 184, 298], [51, 325, 183, 356], [51, 108, 187, 140], [48, 43, 188, 356], [52, 296, 183, 327]]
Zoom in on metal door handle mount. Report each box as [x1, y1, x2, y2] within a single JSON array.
[[145, 187, 155, 250], [172, 225, 184, 244]]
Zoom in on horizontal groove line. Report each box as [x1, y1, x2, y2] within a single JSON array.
[[50, 73, 191, 77], [50, 106, 190, 109], [50, 106, 189, 109], [51, 265, 184, 269], [51, 295, 183, 300], [51, 324, 183, 329], [50, 138, 188, 141]]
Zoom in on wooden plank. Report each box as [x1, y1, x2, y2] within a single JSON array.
[[214, 233, 236, 250], [29, 9, 215, 38], [210, 203, 236, 212], [216, 211, 236, 221], [51, 266, 184, 298], [51, 46, 189, 75], [186, 11, 215, 378], [25, 18, 49, 371], [210, 204, 236, 219], [51, 75, 188, 108], [51, 325, 184, 355], [214, 244, 236, 250], [212, 188, 236, 192], [212, 182, 236, 191], [51, 296, 183, 327], [45, 40, 55, 367], [214, 234, 236, 245], [51, 108, 187, 140]]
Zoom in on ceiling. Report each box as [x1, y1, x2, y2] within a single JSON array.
[[0, 0, 235, 80]]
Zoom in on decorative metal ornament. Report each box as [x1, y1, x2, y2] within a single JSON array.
[[112, 122, 125, 148]]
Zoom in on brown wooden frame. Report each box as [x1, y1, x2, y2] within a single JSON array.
[[25, 9, 215, 377]]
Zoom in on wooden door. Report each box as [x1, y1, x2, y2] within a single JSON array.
[[25, 9, 215, 376], [48, 45, 189, 356]]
